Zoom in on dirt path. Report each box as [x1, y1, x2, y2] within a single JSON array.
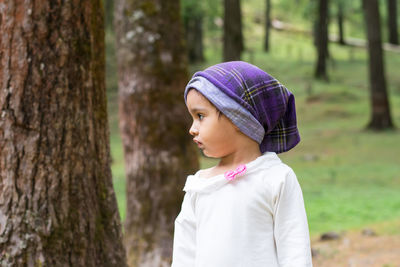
[[311, 231, 400, 267]]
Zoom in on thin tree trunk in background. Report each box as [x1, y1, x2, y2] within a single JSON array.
[[114, 0, 199, 266], [184, 8, 205, 63], [224, 0, 244, 61], [387, 0, 399, 45], [363, 0, 394, 129], [314, 0, 329, 80], [0, 1, 127, 266], [337, 1, 345, 45], [104, 0, 114, 30], [264, 0, 272, 51]]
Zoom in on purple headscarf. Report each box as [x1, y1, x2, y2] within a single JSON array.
[[184, 61, 300, 154]]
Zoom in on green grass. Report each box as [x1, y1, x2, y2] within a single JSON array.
[[106, 23, 400, 235]]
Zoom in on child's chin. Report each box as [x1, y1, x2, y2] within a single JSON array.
[[202, 150, 219, 159], [200, 149, 209, 158]]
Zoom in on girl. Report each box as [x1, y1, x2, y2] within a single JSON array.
[[172, 61, 312, 267]]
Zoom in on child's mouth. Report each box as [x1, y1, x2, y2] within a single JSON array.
[[193, 139, 204, 148]]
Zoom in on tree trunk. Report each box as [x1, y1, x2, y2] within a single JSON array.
[[184, 6, 205, 63], [387, 0, 399, 45], [363, 0, 394, 129], [264, 0, 272, 52], [0, 1, 127, 266], [114, 0, 199, 266], [337, 1, 345, 45], [314, 0, 329, 80], [223, 0, 244, 61], [104, 0, 115, 30]]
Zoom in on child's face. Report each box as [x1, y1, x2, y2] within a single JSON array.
[[186, 89, 241, 158]]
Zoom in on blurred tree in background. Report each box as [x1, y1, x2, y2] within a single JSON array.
[[336, 0, 346, 45], [104, 0, 114, 30], [223, 0, 244, 61], [386, 0, 399, 45], [363, 0, 394, 130], [182, 0, 205, 63], [114, 0, 199, 265], [314, 0, 330, 80], [0, 1, 126, 266], [264, 0, 272, 51]]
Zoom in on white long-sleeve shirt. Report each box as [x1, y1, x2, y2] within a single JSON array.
[[171, 152, 312, 267]]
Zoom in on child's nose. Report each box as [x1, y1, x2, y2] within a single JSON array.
[[189, 123, 198, 136]]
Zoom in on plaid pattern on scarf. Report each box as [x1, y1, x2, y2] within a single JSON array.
[[192, 61, 300, 154]]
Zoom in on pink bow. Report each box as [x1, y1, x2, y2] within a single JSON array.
[[224, 164, 247, 181]]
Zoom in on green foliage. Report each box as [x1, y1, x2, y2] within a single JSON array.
[[181, 0, 222, 32], [181, 0, 205, 20], [275, 0, 316, 22]]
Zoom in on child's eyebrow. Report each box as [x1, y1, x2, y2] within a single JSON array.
[[188, 107, 207, 113]]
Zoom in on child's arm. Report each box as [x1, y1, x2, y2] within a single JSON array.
[[171, 192, 196, 267], [273, 169, 313, 267]]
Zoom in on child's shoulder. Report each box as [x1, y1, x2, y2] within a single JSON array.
[[253, 153, 294, 174], [258, 163, 293, 177], [196, 167, 214, 179], [253, 157, 297, 186], [266, 161, 294, 175]]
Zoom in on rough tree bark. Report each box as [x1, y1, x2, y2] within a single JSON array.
[[363, 0, 394, 129], [223, 0, 244, 61], [387, 0, 399, 45], [0, 1, 127, 266], [114, 0, 199, 266], [315, 0, 329, 80], [264, 0, 272, 52]]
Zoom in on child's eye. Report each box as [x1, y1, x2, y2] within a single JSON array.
[[197, 114, 204, 120]]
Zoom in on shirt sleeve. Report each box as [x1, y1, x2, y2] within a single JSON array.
[[273, 169, 313, 267], [171, 192, 196, 267]]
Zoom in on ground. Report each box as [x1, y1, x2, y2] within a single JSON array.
[[312, 230, 400, 267]]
